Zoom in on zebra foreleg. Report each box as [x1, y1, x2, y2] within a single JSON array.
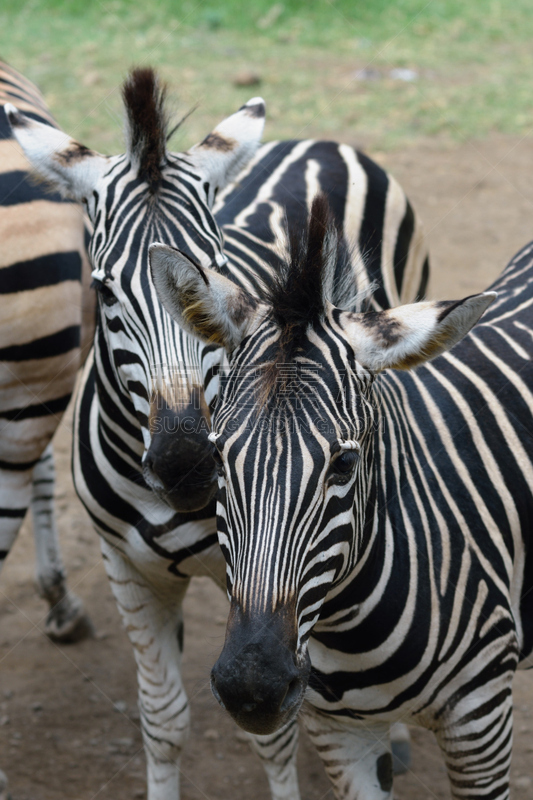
[[31, 444, 92, 642], [246, 720, 301, 800], [389, 721, 411, 774], [0, 769, 10, 800], [434, 688, 514, 800], [302, 708, 394, 799], [0, 460, 33, 578], [101, 540, 191, 800]]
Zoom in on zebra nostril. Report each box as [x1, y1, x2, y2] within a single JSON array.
[[242, 702, 257, 713], [280, 678, 301, 713], [143, 451, 155, 472], [210, 673, 225, 708]]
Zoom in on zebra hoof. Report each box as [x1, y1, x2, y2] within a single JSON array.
[[390, 722, 412, 775], [44, 593, 94, 644], [0, 769, 12, 800]]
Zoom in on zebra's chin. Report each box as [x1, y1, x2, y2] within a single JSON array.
[[210, 670, 307, 736], [210, 602, 311, 735], [142, 465, 218, 513]]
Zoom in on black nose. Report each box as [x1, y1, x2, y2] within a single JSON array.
[[210, 604, 310, 735], [144, 386, 217, 511], [212, 640, 300, 714], [143, 431, 217, 512]]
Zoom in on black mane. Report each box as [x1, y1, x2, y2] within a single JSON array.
[[256, 194, 356, 406], [264, 193, 354, 362], [122, 67, 169, 193]]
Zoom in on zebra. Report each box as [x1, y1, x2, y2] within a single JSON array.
[[0, 59, 93, 643], [150, 193, 533, 800], [7, 69, 430, 798]]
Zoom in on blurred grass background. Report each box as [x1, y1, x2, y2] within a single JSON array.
[[0, 0, 531, 154]]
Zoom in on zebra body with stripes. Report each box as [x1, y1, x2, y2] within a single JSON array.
[[152, 194, 532, 800], [9, 70, 429, 799], [0, 60, 93, 642]]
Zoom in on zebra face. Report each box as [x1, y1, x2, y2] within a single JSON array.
[[7, 69, 266, 513], [151, 193, 496, 733], [208, 317, 375, 733], [85, 166, 225, 513]]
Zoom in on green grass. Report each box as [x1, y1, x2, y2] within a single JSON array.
[[1, 1, 532, 152]]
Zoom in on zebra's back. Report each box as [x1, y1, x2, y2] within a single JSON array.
[[217, 139, 429, 309], [439, 239, 533, 659]]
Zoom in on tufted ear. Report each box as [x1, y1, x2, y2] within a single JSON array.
[[186, 96, 265, 199], [4, 103, 107, 202], [149, 243, 257, 351], [342, 292, 497, 373]]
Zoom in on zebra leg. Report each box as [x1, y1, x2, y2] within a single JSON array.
[[0, 465, 33, 577], [389, 721, 411, 774], [0, 769, 9, 800], [246, 720, 301, 800], [31, 444, 92, 642], [302, 708, 393, 799], [435, 690, 513, 800], [101, 539, 191, 800]]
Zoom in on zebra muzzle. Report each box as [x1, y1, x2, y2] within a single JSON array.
[[210, 603, 310, 735], [144, 389, 217, 512]]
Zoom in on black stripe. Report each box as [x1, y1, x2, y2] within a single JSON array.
[[0, 507, 26, 518], [357, 151, 389, 310], [0, 76, 47, 108], [393, 199, 415, 297], [416, 255, 430, 301], [127, 380, 149, 402], [100, 417, 141, 464], [0, 251, 82, 294], [314, 140, 348, 227], [0, 169, 67, 207], [0, 325, 80, 361], [0, 457, 40, 471], [0, 106, 53, 142], [168, 533, 219, 579], [215, 141, 300, 227], [0, 393, 71, 421]]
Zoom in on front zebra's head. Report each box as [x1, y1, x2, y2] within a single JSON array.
[[6, 68, 265, 513], [152, 194, 496, 734]]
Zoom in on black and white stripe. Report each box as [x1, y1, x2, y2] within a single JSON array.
[[10, 69, 430, 800], [0, 60, 92, 643], [157, 195, 531, 800]]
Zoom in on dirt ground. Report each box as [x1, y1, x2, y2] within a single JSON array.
[[1, 137, 533, 800]]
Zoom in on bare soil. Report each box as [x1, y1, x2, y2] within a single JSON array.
[[1, 137, 532, 800]]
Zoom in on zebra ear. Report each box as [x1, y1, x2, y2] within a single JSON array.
[[149, 243, 257, 350], [344, 292, 497, 372], [187, 97, 265, 197], [4, 103, 107, 201]]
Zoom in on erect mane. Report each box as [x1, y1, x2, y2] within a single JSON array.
[[256, 194, 358, 407], [122, 67, 169, 193], [264, 194, 357, 360]]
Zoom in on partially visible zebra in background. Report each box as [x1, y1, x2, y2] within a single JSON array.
[[153, 193, 533, 800], [0, 60, 94, 639], [8, 68, 429, 800]]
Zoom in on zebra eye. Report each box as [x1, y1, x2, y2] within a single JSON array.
[[97, 282, 118, 307], [328, 450, 359, 483]]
